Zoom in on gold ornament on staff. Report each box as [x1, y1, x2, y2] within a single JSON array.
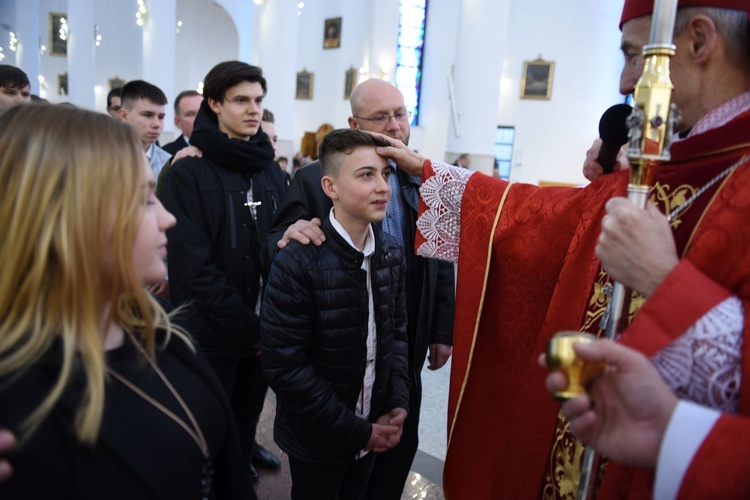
[[604, 0, 681, 345], [547, 1, 681, 499]]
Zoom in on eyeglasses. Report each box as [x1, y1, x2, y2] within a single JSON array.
[[353, 110, 412, 125]]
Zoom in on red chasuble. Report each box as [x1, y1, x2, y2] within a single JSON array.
[[430, 110, 750, 499]]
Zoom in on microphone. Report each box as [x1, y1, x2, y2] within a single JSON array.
[[598, 104, 632, 174]]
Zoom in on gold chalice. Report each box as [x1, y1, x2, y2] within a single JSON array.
[[545, 331, 605, 400]]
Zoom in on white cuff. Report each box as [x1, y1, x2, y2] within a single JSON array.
[[654, 401, 720, 500]]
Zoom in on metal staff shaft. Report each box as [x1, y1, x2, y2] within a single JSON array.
[[604, 182, 651, 340], [577, 180, 652, 500]]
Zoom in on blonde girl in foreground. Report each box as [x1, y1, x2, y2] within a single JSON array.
[[0, 104, 249, 499]]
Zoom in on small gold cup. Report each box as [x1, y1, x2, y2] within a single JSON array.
[[545, 331, 605, 400]]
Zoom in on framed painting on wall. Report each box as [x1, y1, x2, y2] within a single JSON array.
[[58, 73, 68, 96], [520, 57, 554, 100], [343, 67, 357, 99], [324, 17, 341, 49], [296, 70, 314, 100], [109, 77, 126, 90], [50, 13, 68, 56]]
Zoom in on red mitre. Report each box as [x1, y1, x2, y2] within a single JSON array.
[[621, 0, 750, 28]]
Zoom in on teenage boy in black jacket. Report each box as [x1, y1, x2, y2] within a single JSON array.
[[266, 79, 454, 498], [261, 129, 410, 499], [162, 61, 287, 494]]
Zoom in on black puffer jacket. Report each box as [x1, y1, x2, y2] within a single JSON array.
[[163, 101, 287, 357], [261, 217, 410, 464], [265, 162, 455, 388]]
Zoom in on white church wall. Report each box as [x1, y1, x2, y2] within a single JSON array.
[[497, 0, 624, 185], [175, 0, 239, 100], [3, 0, 627, 185], [417, 0, 462, 160]]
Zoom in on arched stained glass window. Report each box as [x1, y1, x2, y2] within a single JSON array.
[[395, 0, 427, 126]]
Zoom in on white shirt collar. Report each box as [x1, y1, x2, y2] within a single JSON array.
[[329, 208, 375, 257]]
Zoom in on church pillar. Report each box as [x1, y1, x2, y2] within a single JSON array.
[[254, 0, 300, 163], [445, 0, 511, 175], [67, 0, 96, 108], [142, 0, 176, 123], [16, 0, 40, 95]]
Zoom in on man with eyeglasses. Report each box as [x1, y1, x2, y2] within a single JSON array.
[[105, 87, 121, 119], [266, 78, 455, 500]]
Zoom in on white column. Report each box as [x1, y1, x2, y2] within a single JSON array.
[[368, 0, 399, 82], [67, 0, 96, 108], [234, 0, 253, 64], [446, 0, 512, 175], [418, 0, 461, 159], [15, 0, 40, 94], [142, 0, 176, 120], [255, 0, 299, 161]]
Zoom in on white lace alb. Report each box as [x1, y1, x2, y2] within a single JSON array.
[[652, 296, 743, 413], [415, 161, 474, 262]]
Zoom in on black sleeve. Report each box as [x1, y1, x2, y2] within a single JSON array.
[[155, 156, 173, 201], [388, 252, 411, 412], [263, 163, 332, 264], [260, 249, 372, 454], [0, 373, 77, 498], [162, 162, 259, 350], [431, 260, 456, 346]]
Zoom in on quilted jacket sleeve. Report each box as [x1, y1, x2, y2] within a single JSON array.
[[260, 247, 372, 455]]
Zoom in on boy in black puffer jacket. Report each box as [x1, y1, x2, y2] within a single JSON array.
[[261, 129, 410, 499]]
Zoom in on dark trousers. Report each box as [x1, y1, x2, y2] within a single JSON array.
[[365, 376, 423, 499], [208, 355, 268, 468], [289, 452, 376, 500]]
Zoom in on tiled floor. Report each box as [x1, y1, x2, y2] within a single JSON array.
[[254, 360, 450, 499]]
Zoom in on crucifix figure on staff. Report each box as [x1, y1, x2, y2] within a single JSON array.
[[371, 0, 750, 498]]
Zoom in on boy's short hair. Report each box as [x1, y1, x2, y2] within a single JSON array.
[[106, 87, 122, 108], [120, 80, 167, 109], [203, 61, 267, 104], [318, 129, 391, 176], [173, 90, 201, 114], [0, 65, 30, 89], [262, 109, 275, 123]]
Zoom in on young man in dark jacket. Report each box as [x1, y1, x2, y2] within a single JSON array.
[[162, 61, 287, 493], [266, 79, 454, 498], [261, 129, 410, 499]]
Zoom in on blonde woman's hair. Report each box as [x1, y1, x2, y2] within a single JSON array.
[[0, 104, 188, 444]]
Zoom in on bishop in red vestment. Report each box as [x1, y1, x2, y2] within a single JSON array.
[[377, 1, 750, 498]]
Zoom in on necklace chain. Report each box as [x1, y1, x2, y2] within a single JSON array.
[[107, 338, 213, 499], [667, 155, 749, 222]]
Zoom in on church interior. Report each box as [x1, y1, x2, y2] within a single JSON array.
[[0, 0, 631, 497]]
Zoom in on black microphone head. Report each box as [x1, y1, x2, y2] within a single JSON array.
[[599, 103, 632, 145]]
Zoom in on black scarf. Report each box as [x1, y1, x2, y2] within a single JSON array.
[[190, 100, 275, 175]]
